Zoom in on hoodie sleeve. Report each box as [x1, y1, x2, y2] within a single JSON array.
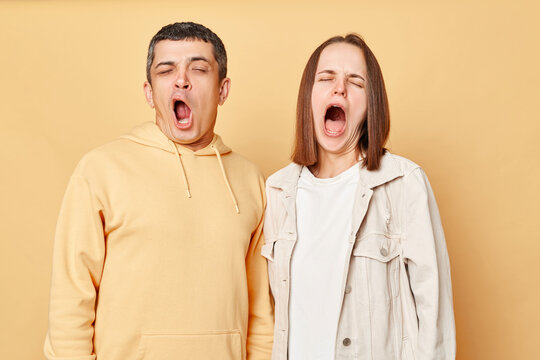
[[245, 189, 275, 360], [403, 168, 456, 359], [44, 175, 105, 360]]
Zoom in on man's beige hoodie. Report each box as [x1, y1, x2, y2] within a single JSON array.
[[44, 122, 274, 360]]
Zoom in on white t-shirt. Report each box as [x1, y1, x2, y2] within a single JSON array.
[[288, 164, 360, 360]]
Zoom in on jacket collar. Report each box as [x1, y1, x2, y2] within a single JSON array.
[[360, 151, 404, 188], [267, 151, 404, 193]]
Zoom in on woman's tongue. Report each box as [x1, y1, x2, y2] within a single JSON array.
[[325, 108, 346, 133], [175, 102, 191, 120]]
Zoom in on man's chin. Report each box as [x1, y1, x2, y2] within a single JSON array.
[[170, 130, 199, 145], [170, 129, 216, 151], [158, 121, 214, 150]]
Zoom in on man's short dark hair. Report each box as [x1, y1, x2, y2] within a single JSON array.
[[146, 22, 227, 83]]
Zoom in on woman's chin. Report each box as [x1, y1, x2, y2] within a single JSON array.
[[317, 142, 351, 157], [316, 133, 358, 157]]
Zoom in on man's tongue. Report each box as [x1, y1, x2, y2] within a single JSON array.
[[325, 107, 346, 133], [175, 101, 191, 120]]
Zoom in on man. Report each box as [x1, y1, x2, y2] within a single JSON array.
[[44, 22, 274, 360]]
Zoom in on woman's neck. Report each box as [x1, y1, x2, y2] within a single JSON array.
[[309, 148, 360, 178]]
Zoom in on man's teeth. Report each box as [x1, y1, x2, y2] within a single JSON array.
[[178, 118, 189, 124]]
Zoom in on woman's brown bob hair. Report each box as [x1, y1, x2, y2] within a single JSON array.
[[292, 34, 390, 171]]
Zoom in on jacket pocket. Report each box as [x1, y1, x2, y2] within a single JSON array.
[[135, 330, 242, 360], [352, 233, 400, 304]]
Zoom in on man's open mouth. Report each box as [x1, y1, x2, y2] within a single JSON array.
[[324, 105, 346, 136], [173, 100, 192, 129]]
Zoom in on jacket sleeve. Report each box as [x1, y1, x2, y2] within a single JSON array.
[[44, 175, 106, 360], [262, 184, 278, 296], [403, 168, 456, 359], [245, 189, 275, 360]]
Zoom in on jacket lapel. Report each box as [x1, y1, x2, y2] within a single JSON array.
[[267, 152, 404, 240]]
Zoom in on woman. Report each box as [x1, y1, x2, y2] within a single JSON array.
[[262, 34, 455, 359]]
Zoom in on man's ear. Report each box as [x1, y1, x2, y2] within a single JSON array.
[[143, 81, 154, 108], [218, 77, 231, 106]]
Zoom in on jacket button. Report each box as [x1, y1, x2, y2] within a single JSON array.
[[380, 248, 388, 256], [343, 338, 351, 346], [345, 285, 352, 294]]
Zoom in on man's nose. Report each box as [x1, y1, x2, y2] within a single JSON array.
[[175, 72, 191, 90]]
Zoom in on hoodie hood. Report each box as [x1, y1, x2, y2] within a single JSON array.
[[120, 121, 232, 156], [120, 121, 239, 213]]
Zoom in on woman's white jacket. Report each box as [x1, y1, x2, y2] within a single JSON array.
[[262, 152, 456, 359]]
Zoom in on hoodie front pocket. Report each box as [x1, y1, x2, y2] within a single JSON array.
[[136, 330, 242, 360]]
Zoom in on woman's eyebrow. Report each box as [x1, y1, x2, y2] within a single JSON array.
[[316, 69, 336, 75], [348, 73, 366, 81], [316, 69, 366, 81]]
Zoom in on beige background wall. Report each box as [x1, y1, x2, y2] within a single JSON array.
[[1, 0, 539, 359]]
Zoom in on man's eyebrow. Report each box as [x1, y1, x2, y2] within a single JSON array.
[[154, 57, 211, 69], [154, 61, 176, 69], [188, 56, 211, 64]]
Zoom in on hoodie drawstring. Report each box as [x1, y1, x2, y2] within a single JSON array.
[[168, 140, 192, 198], [167, 140, 239, 214], [211, 145, 240, 214]]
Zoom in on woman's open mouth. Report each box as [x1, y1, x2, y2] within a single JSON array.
[[324, 105, 346, 137], [173, 100, 192, 130]]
